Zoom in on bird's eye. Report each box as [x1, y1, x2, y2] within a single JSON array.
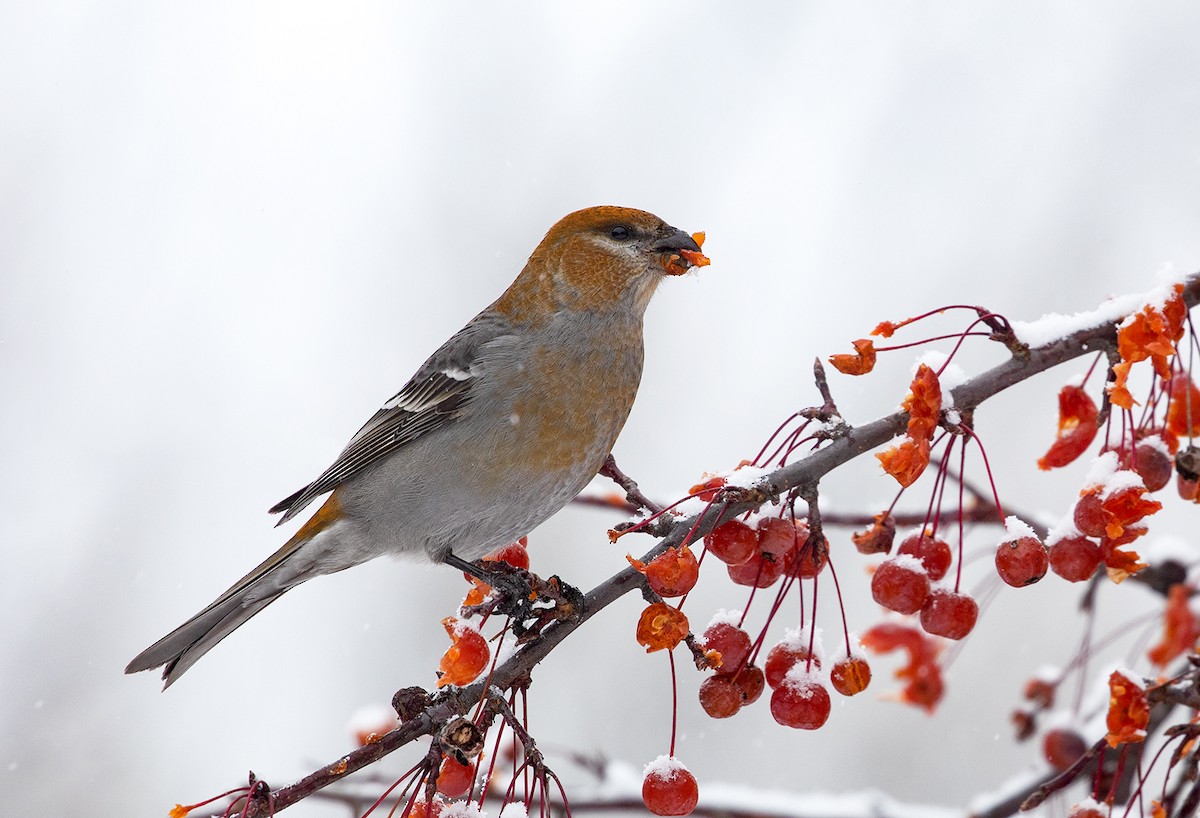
[[610, 225, 631, 241]]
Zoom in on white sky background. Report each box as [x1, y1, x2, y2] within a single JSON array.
[[3, 3, 1200, 816]]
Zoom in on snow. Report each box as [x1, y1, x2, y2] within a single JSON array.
[[1044, 514, 1082, 546], [498, 803, 528, 818], [703, 609, 744, 630], [642, 754, 690, 779], [831, 632, 868, 663], [1081, 451, 1145, 496], [345, 703, 399, 737], [914, 351, 968, 392], [776, 625, 825, 660], [590, 760, 961, 818], [1010, 271, 1189, 349], [782, 664, 823, 690], [1002, 515, 1038, 542], [888, 553, 929, 575], [442, 801, 485, 818]]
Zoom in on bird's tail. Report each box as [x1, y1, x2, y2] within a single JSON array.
[[126, 494, 343, 688]]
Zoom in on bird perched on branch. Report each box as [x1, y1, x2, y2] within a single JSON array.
[[126, 205, 709, 687]]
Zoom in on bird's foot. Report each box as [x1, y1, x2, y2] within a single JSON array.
[[448, 555, 583, 639]]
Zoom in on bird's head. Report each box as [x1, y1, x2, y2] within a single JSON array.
[[496, 206, 709, 323]]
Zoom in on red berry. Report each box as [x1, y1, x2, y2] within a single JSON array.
[[756, 517, 798, 560], [409, 799, 448, 818], [1067, 802, 1106, 818], [688, 476, 725, 502], [919, 589, 978, 639], [436, 757, 475, 798], [1073, 492, 1107, 537], [484, 541, 530, 571], [704, 520, 757, 566], [642, 758, 699, 816], [829, 656, 872, 696], [698, 675, 742, 718], [1043, 727, 1087, 772], [1048, 535, 1102, 582], [1134, 442, 1173, 492], [784, 523, 826, 578], [701, 622, 752, 672], [764, 640, 820, 688], [870, 557, 931, 614], [897, 532, 953, 581], [727, 551, 784, 588], [769, 679, 831, 730], [731, 665, 765, 705], [995, 536, 1049, 587]]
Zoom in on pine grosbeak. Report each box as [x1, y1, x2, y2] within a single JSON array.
[[126, 205, 707, 686]]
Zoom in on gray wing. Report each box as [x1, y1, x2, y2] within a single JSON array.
[[269, 311, 514, 525]]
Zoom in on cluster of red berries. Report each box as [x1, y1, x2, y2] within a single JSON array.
[[870, 531, 979, 640], [695, 614, 871, 729], [704, 515, 824, 587]]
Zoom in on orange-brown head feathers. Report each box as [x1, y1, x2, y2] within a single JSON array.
[[494, 206, 705, 323]]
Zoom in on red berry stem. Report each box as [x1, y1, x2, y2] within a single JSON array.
[[873, 331, 992, 354], [955, 441, 967, 592], [752, 411, 803, 466], [960, 425, 1007, 523], [824, 554, 854, 657], [667, 649, 679, 758]]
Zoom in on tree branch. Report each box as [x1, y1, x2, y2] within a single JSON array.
[[229, 272, 1200, 817]]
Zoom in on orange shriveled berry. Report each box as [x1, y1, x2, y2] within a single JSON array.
[[678, 248, 710, 269], [877, 437, 932, 488], [636, 603, 689, 653], [829, 656, 872, 696], [860, 622, 945, 713], [1167, 375, 1200, 436], [1147, 583, 1200, 668], [877, 365, 942, 487], [1099, 484, 1162, 541], [630, 546, 699, 598], [642, 757, 699, 817], [436, 618, 490, 688], [1037, 385, 1099, 470], [1105, 669, 1150, 747], [852, 512, 896, 555], [829, 338, 877, 376], [688, 475, 726, 502], [1108, 284, 1187, 408]]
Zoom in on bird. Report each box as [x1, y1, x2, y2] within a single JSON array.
[[125, 205, 709, 687]]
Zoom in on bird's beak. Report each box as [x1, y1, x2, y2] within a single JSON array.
[[654, 229, 710, 276]]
